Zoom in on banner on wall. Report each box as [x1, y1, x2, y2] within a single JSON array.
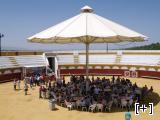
[[124, 71, 138, 78], [131, 71, 138, 78], [124, 71, 130, 77]]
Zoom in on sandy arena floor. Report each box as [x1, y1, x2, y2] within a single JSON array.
[[0, 77, 160, 120]]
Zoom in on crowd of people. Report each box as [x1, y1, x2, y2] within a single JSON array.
[[37, 75, 153, 112], [13, 74, 153, 113], [13, 73, 55, 95]]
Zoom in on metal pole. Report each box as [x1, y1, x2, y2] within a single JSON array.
[[0, 33, 2, 56], [86, 43, 89, 79], [0, 33, 4, 56], [106, 43, 108, 53]]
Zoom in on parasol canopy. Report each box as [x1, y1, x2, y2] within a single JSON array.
[[28, 5, 148, 78]]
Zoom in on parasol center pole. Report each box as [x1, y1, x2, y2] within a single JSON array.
[[86, 43, 89, 79]]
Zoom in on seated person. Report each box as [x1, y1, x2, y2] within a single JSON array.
[[133, 82, 138, 88], [144, 85, 148, 92], [149, 86, 153, 92]]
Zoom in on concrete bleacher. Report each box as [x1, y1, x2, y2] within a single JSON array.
[[57, 55, 74, 65], [57, 54, 160, 66], [70, 54, 116, 64], [0, 57, 17, 69], [1, 50, 160, 81], [120, 55, 160, 65], [0, 55, 48, 69], [54, 50, 160, 78], [0, 55, 48, 83], [14, 55, 47, 67]]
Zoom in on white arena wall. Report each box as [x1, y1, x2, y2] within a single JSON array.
[[45, 50, 160, 79], [0, 50, 160, 83]]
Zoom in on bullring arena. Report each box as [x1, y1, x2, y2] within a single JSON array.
[[0, 50, 160, 120]]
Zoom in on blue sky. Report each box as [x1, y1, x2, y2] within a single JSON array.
[[0, 0, 160, 51]]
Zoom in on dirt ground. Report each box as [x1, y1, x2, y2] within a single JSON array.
[[0, 77, 160, 120]]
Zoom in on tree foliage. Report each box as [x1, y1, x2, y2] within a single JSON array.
[[125, 42, 160, 50]]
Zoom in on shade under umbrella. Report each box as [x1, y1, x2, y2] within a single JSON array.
[[28, 5, 148, 78]]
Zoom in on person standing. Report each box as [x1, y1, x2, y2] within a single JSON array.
[[30, 77, 33, 88], [24, 84, 28, 95], [125, 109, 132, 120], [42, 86, 46, 99], [24, 77, 27, 85], [34, 75, 37, 86], [17, 79, 21, 90], [13, 79, 17, 90], [37, 75, 40, 86], [39, 85, 42, 98]]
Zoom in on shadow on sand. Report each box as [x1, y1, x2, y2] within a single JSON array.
[[56, 91, 160, 113]]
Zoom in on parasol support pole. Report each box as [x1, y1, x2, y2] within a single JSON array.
[[86, 43, 89, 79]]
